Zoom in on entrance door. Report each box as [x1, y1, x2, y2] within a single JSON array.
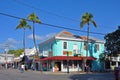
[[55, 62, 61, 71]]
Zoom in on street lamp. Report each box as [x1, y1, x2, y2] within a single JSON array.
[[4, 43, 9, 69], [5, 48, 8, 69]]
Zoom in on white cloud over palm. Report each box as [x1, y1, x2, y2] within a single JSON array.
[[27, 34, 43, 40], [27, 33, 56, 41], [0, 38, 20, 49]]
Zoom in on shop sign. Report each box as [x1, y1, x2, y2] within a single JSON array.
[[63, 51, 72, 55]]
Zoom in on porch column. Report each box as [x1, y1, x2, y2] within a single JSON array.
[[38, 62, 40, 71], [52, 61, 55, 72], [77, 60, 80, 71], [61, 61, 63, 72]]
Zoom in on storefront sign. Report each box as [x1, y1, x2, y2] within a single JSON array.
[[63, 51, 72, 55]]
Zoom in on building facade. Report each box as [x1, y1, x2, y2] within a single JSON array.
[[0, 54, 14, 64], [37, 30, 105, 72]]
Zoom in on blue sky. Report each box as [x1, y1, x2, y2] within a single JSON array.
[[0, 0, 120, 52]]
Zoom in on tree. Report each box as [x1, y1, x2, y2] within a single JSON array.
[[80, 12, 97, 71], [16, 19, 31, 56], [8, 49, 24, 57], [27, 13, 42, 57], [104, 26, 120, 56]]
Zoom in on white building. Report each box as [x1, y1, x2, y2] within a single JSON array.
[[0, 54, 14, 64], [19, 47, 37, 59]]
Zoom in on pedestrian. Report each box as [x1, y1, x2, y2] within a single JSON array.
[[21, 63, 25, 73]]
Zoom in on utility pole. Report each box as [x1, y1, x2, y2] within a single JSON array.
[[4, 44, 9, 69]]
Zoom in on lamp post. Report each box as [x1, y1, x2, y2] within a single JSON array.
[[4, 43, 9, 69], [67, 52, 69, 73], [5, 48, 8, 69]]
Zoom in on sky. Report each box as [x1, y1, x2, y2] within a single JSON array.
[[0, 0, 120, 52]]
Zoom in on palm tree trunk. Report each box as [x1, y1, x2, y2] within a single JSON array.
[[83, 24, 90, 72], [23, 28, 26, 56], [32, 22, 39, 57], [86, 25, 89, 59]]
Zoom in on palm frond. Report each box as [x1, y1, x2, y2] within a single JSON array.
[[80, 12, 97, 28], [36, 19, 42, 24], [27, 13, 42, 23], [26, 25, 32, 29], [16, 19, 31, 30], [80, 21, 86, 28], [16, 25, 22, 29], [91, 20, 97, 27]]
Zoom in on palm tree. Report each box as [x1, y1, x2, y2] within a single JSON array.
[[16, 19, 31, 57], [80, 12, 97, 71], [27, 13, 42, 57]]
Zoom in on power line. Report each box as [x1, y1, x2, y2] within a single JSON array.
[[13, 0, 116, 29], [42, 23, 106, 35], [0, 12, 106, 35], [13, 0, 79, 22]]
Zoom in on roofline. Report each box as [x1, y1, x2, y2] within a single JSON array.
[[55, 36, 83, 42], [39, 36, 104, 46], [39, 36, 55, 46], [56, 36, 104, 43]]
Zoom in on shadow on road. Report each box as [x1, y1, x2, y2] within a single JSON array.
[[69, 72, 114, 80]]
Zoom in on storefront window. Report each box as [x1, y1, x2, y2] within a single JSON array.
[[63, 60, 67, 68], [74, 60, 77, 68], [78, 60, 82, 68], [69, 60, 72, 68]]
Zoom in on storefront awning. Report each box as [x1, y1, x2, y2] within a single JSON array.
[[35, 56, 96, 62]]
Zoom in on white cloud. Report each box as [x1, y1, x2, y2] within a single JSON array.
[[27, 33, 56, 41], [6, 38, 19, 44], [46, 33, 56, 38], [0, 38, 20, 49], [27, 34, 43, 40]]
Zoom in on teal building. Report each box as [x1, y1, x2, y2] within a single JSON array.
[[38, 30, 105, 72]]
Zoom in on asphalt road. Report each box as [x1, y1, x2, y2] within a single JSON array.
[[0, 69, 115, 80]]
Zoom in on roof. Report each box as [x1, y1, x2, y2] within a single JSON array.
[[35, 56, 96, 61], [39, 30, 104, 46], [57, 30, 73, 38]]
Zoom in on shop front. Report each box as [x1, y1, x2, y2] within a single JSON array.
[[35, 56, 95, 72]]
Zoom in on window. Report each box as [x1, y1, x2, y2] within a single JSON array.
[[69, 60, 72, 68], [84, 42, 87, 50], [73, 44, 78, 54], [63, 60, 67, 68], [74, 60, 77, 68], [73, 50, 77, 54], [63, 42, 67, 49], [95, 44, 99, 52], [97, 44, 99, 51]]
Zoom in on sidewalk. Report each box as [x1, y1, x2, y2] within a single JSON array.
[[29, 70, 114, 75]]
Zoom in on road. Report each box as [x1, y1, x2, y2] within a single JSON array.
[[0, 69, 115, 80]]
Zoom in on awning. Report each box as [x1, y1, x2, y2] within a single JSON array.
[[35, 56, 96, 62]]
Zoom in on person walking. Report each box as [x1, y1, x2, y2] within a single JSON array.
[[21, 63, 25, 73]]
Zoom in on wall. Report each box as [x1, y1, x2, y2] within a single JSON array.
[[39, 38, 105, 71]]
